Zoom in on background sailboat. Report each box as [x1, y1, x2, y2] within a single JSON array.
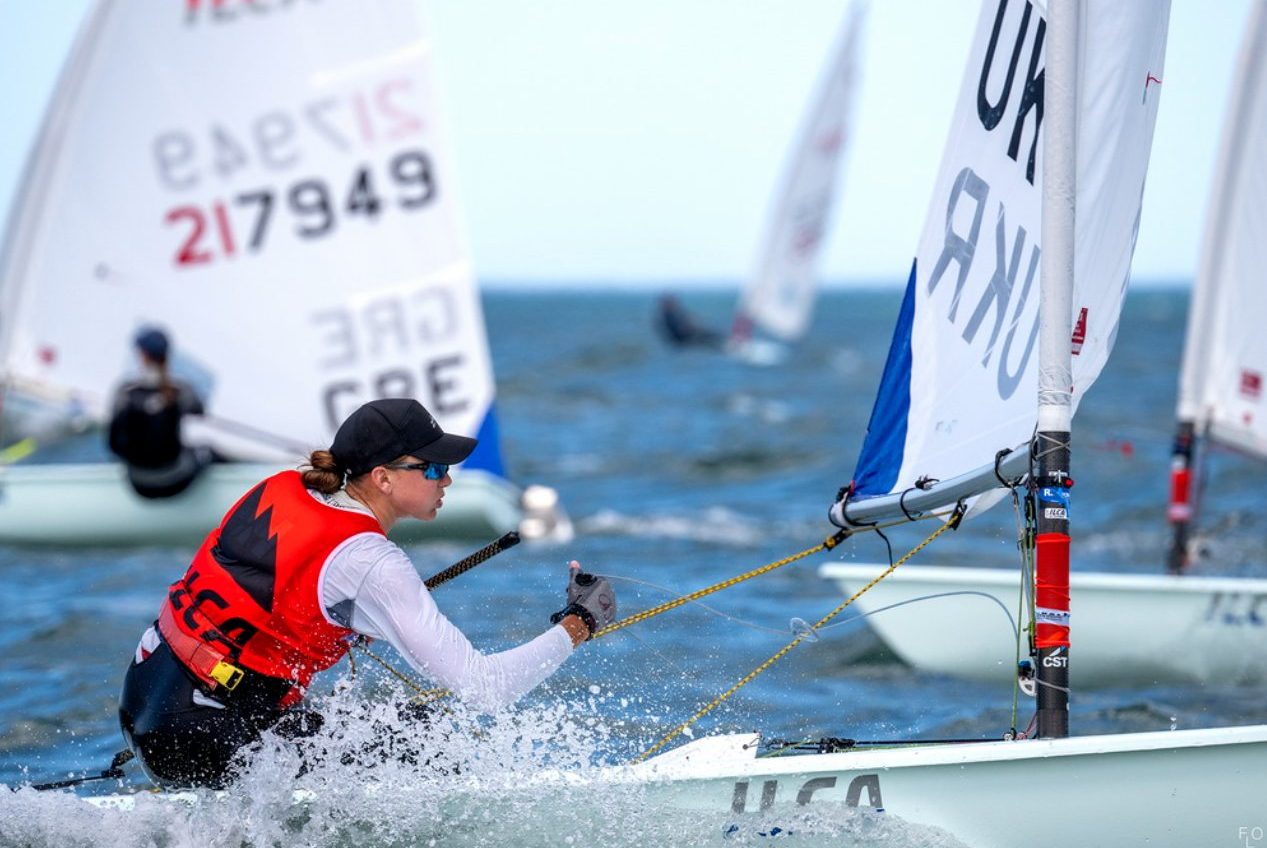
[[609, 3, 1267, 843], [821, 0, 1267, 687], [0, 0, 566, 545], [728, 2, 866, 364], [1167, 0, 1267, 575], [658, 1, 865, 363]]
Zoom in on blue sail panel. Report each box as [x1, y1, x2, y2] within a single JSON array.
[[851, 262, 916, 497], [462, 403, 506, 478]]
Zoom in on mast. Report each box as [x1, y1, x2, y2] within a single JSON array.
[[1034, 0, 1079, 739], [1166, 420, 1196, 574]]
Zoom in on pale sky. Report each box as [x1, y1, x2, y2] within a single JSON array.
[[0, 1, 1254, 286]]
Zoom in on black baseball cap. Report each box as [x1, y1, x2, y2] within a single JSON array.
[[135, 327, 169, 362], [330, 398, 477, 478]]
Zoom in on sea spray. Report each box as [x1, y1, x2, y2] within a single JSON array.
[[0, 677, 958, 847]]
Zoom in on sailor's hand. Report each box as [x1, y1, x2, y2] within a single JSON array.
[[550, 560, 617, 641]]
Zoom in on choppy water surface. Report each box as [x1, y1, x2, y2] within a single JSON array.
[[2, 287, 1264, 847]]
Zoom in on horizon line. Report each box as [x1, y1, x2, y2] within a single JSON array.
[[478, 276, 1194, 291]]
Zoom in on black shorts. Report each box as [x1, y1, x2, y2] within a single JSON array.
[[117, 641, 307, 789], [119, 641, 439, 789], [126, 446, 215, 500]]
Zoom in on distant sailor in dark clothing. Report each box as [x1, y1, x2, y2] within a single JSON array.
[[107, 327, 213, 499], [656, 294, 723, 349]]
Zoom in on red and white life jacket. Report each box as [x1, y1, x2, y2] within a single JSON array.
[[158, 470, 383, 702]]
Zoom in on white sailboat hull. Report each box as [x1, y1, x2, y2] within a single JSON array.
[[88, 726, 1267, 847], [820, 564, 1267, 686], [624, 726, 1267, 847], [0, 463, 522, 546]]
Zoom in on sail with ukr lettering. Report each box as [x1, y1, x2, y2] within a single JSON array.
[[730, 1, 865, 348], [834, 0, 1169, 525], [0, 0, 504, 476]]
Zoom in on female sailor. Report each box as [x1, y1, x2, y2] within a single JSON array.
[[118, 397, 614, 788]]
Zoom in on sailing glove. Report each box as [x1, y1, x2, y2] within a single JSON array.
[[551, 568, 617, 639]]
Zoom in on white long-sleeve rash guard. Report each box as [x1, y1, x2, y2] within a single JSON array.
[[315, 491, 574, 712], [135, 489, 574, 712]]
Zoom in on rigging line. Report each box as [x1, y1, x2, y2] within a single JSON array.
[[349, 512, 956, 704], [1008, 712, 1039, 741], [1008, 484, 1033, 730], [348, 532, 523, 702], [635, 505, 965, 764], [1030, 429, 1071, 463], [763, 736, 1007, 754], [816, 591, 1019, 639], [592, 529, 854, 640], [200, 413, 313, 456], [353, 641, 447, 702], [357, 529, 861, 699], [608, 574, 1018, 640], [1032, 677, 1071, 695], [1021, 487, 1038, 623], [604, 574, 789, 633], [1008, 481, 1038, 730], [619, 625, 695, 681], [592, 508, 955, 643], [872, 522, 894, 571]]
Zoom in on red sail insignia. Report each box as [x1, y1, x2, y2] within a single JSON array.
[[1070, 307, 1088, 356], [1240, 369, 1262, 400]]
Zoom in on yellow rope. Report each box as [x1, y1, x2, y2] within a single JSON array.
[[348, 530, 853, 703], [346, 510, 956, 710], [592, 530, 850, 640], [353, 642, 451, 703], [634, 509, 962, 763]]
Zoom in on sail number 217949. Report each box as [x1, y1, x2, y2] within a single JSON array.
[[163, 149, 435, 267]]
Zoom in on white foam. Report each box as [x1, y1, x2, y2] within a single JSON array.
[[2, 682, 962, 847], [580, 508, 766, 547]]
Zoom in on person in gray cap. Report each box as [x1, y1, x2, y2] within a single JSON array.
[[117, 397, 615, 789], [107, 326, 213, 498]]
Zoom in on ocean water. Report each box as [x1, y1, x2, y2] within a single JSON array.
[[2, 287, 1265, 847]]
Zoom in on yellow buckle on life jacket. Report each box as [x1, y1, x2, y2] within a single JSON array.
[[209, 660, 245, 691]]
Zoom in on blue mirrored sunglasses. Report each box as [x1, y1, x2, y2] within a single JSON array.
[[385, 460, 450, 480]]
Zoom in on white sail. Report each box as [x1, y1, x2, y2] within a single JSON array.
[[731, 2, 865, 345], [1176, 0, 1267, 460], [0, 0, 507, 475], [835, 0, 1169, 525]]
